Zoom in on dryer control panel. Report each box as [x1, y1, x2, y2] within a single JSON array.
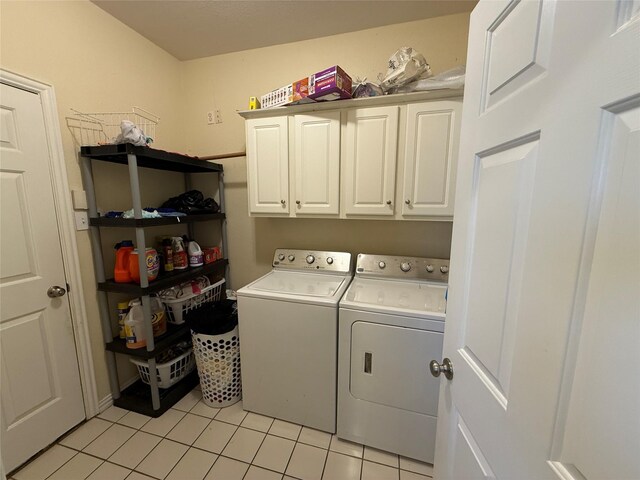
[[355, 254, 449, 283], [272, 249, 352, 273]]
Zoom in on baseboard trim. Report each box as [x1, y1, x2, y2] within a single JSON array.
[[97, 376, 140, 414]]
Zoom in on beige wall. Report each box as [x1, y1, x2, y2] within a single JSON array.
[[180, 13, 470, 288], [1, 0, 186, 401], [1, 3, 469, 404]]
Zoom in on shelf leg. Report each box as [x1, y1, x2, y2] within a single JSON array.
[[100, 292, 121, 399], [127, 154, 161, 411], [184, 173, 195, 241], [146, 358, 161, 410], [219, 172, 230, 286], [141, 296, 161, 410], [81, 155, 121, 400]]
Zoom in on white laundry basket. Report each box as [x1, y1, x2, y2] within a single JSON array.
[[191, 326, 242, 408], [130, 349, 195, 389], [162, 278, 225, 325]]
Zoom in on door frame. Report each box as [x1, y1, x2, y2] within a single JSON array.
[[0, 69, 99, 419]]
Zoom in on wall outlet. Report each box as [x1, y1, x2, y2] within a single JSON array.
[[207, 110, 222, 125], [74, 211, 89, 231]]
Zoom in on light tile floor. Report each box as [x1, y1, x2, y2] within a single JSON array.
[[10, 385, 434, 480]]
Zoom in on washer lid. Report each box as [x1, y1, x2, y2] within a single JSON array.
[[247, 270, 348, 297], [341, 277, 447, 318]]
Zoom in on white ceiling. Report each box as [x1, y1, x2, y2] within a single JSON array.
[[92, 0, 476, 61]]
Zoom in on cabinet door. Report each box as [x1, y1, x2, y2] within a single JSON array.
[[246, 116, 289, 215], [293, 112, 341, 215], [344, 106, 399, 216], [401, 101, 462, 217]]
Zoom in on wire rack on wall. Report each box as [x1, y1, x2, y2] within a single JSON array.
[[67, 107, 159, 146]]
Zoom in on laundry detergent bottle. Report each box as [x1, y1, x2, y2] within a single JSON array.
[[114, 241, 134, 283], [188, 240, 204, 267], [129, 248, 160, 284], [124, 301, 146, 349]]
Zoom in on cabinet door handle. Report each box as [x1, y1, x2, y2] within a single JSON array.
[[296, 200, 301, 205], [386, 200, 392, 205], [405, 199, 411, 205], [281, 199, 286, 205]]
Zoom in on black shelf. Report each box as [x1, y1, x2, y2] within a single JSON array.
[[98, 259, 227, 295], [80, 144, 223, 173], [90, 213, 225, 228], [113, 370, 200, 418], [106, 322, 192, 359]]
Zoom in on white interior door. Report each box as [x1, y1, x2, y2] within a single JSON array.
[[435, 1, 640, 479], [1, 83, 84, 472]]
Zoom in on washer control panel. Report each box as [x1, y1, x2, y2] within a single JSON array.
[[273, 249, 352, 273], [355, 254, 449, 282]]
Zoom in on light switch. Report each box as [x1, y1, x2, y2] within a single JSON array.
[[75, 211, 89, 231]]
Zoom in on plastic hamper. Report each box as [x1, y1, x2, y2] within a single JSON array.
[[190, 301, 241, 407]]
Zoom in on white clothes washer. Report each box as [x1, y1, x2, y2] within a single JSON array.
[[337, 253, 449, 463], [237, 249, 353, 433]]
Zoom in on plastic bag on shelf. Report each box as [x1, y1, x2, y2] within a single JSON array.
[[352, 77, 384, 98], [379, 47, 432, 93], [157, 276, 211, 300], [390, 65, 466, 93], [114, 120, 149, 146]]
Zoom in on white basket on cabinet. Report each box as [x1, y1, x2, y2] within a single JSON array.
[[161, 278, 225, 325]]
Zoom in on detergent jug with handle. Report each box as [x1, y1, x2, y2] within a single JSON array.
[[114, 241, 134, 283], [124, 301, 146, 349], [129, 248, 160, 284]]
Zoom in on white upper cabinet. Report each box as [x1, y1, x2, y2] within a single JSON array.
[[246, 116, 289, 215], [239, 90, 464, 221], [400, 100, 462, 217], [344, 106, 399, 216], [293, 112, 341, 215]]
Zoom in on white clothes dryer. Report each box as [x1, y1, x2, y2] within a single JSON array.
[[237, 249, 353, 433], [337, 253, 449, 463]]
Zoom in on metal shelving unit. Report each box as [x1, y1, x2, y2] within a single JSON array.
[[80, 144, 229, 417]]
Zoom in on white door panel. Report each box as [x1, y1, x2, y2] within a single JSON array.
[[451, 414, 495, 480], [435, 1, 640, 478], [344, 106, 398, 216], [0, 83, 84, 472], [246, 116, 289, 214], [553, 102, 640, 479], [293, 112, 340, 215], [401, 101, 462, 217]]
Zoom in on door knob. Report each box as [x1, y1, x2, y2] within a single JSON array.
[[47, 285, 67, 298], [280, 199, 286, 205], [405, 199, 411, 205], [386, 200, 392, 205], [429, 358, 453, 380]]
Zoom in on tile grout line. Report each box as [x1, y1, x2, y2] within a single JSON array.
[[278, 424, 303, 478], [42, 450, 104, 480], [318, 439, 331, 480], [37, 449, 81, 480]]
